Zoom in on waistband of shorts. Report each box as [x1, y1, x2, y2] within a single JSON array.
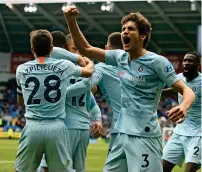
[[26, 118, 64, 123]]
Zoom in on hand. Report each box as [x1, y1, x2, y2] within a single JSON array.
[[83, 57, 91, 64], [166, 104, 187, 123], [91, 120, 103, 138], [78, 55, 86, 67], [85, 57, 94, 72], [63, 6, 79, 22]]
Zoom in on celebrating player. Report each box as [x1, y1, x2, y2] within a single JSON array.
[[38, 31, 102, 172], [65, 32, 122, 154], [63, 7, 195, 172], [163, 52, 201, 172], [15, 29, 94, 172]]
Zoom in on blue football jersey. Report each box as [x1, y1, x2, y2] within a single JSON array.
[[174, 73, 201, 136], [105, 50, 180, 137], [65, 62, 121, 133], [64, 76, 101, 129], [16, 57, 81, 120]]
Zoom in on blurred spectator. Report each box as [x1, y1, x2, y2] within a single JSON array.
[[0, 78, 25, 132]]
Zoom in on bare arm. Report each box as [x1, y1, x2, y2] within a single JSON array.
[[64, 7, 106, 62], [167, 80, 195, 123], [171, 80, 195, 110], [17, 95, 25, 107]]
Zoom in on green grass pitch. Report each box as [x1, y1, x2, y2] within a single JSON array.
[[0, 139, 200, 172]]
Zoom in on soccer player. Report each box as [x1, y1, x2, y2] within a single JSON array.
[[15, 29, 94, 172], [63, 7, 195, 172], [162, 52, 201, 172], [65, 32, 122, 152], [39, 31, 102, 172]]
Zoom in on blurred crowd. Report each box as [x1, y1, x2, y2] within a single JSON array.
[[0, 79, 177, 138], [0, 78, 26, 132]]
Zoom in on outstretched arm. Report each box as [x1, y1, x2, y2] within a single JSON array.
[[66, 70, 103, 97], [63, 6, 106, 62], [51, 47, 86, 67]]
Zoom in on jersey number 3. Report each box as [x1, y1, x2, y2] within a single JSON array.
[[25, 75, 61, 105]]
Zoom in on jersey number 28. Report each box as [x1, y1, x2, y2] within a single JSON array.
[[25, 75, 61, 105]]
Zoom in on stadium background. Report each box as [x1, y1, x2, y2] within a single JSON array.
[[0, 0, 201, 171]]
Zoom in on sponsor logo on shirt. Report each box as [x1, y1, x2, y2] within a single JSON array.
[[119, 71, 146, 86], [165, 72, 175, 79], [164, 65, 173, 73]]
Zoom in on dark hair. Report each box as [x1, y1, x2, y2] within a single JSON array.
[[186, 52, 201, 64], [30, 30, 52, 56], [121, 12, 151, 48], [51, 31, 67, 48], [108, 32, 123, 50]]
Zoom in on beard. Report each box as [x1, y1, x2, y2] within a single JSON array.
[[183, 68, 197, 78]]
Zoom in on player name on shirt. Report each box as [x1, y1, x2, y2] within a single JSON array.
[[24, 64, 64, 75]]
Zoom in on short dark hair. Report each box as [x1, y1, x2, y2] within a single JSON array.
[[51, 31, 66, 48], [108, 32, 123, 50], [30, 30, 52, 57], [186, 52, 201, 64], [121, 12, 151, 48]]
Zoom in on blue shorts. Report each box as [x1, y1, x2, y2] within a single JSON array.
[[39, 129, 89, 172], [163, 133, 201, 167], [15, 119, 73, 172], [103, 133, 163, 172]]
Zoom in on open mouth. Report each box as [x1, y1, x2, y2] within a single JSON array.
[[123, 36, 131, 46], [183, 67, 189, 72]]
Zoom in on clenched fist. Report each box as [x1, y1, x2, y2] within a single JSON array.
[[63, 6, 79, 22]]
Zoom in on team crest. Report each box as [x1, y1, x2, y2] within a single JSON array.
[[137, 66, 144, 72]]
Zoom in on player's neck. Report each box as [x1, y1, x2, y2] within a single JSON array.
[[128, 48, 147, 60], [185, 71, 199, 82], [35, 55, 50, 59]]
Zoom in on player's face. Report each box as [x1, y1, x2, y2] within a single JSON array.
[[121, 21, 144, 52], [183, 54, 198, 77], [67, 40, 80, 54]]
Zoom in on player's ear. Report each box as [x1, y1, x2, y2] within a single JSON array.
[[31, 46, 36, 57], [140, 34, 146, 41], [105, 45, 109, 50]]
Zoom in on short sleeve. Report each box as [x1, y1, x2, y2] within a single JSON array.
[[105, 50, 120, 66], [91, 67, 103, 86], [63, 60, 81, 77], [51, 47, 79, 62], [154, 56, 180, 87], [16, 65, 22, 95]]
